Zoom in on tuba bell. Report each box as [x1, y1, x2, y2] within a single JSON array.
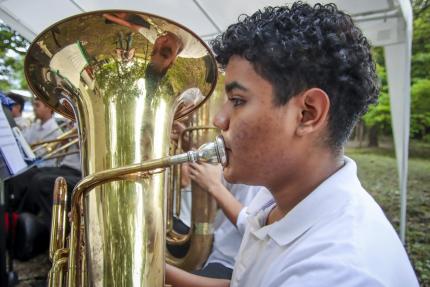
[[24, 10, 223, 286]]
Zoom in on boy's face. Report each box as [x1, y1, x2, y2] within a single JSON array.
[[11, 104, 21, 117], [33, 100, 52, 120], [213, 56, 305, 188], [150, 33, 181, 72]]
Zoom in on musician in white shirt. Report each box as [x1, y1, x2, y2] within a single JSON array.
[[7, 117, 81, 233], [170, 160, 266, 279], [7, 92, 32, 133], [188, 163, 267, 279], [165, 3, 418, 286], [24, 98, 62, 167]]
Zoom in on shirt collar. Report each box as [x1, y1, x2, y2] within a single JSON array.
[[39, 117, 56, 130], [250, 156, 362, 246]]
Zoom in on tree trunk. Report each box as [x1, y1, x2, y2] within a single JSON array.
[[356, 120, 365, 148], [368, 125, 379, 147]]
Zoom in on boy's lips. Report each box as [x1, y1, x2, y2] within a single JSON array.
[[221, 135, 230, 149], [223, 141, 232, 153], [220, 138, 232, 164], [225, 146, 232, 165], [225, 147, 232, 158]]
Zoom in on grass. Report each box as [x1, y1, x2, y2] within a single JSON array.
[[346, 139, 430, 286]]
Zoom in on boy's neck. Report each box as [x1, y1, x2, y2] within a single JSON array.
[[40, 115, 52, 125], [267, 149, 345, 223]]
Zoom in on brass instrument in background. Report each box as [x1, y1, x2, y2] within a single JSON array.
[[25, 10, 222, 286], [166, 79, 225, 271], [31, 126, 79, 161], [30, 121, 71, 149]]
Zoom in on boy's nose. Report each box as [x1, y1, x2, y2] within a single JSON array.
[[213, 105, 229, 131]]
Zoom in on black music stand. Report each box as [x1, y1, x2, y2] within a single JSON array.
[[0, 104, 26, 287], [0, 152, 19, 287]]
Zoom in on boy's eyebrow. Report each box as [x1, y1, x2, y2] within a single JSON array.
[[225, 81, 248, 93]]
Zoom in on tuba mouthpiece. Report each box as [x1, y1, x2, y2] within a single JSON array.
[[170, 136, 227, 166], [191, 135, 227, 166]]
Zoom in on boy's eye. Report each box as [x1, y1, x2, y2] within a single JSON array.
[[230, 97, 245, 107]]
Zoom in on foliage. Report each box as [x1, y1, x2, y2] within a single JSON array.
[[410, 79, 430, 140], [412, 0, 430, 54], [363, 60, 392, 135], [409, 2, 430, 141], [0, 22, 29, 91], [360, 1, 430, 145], [0, 23, 28, 55], [94, 59, 148, 103]]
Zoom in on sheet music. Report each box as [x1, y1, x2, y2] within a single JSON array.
[[50, 43, 88, 88], [0, 107, 27, 174]]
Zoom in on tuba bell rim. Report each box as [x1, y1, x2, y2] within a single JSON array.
[[24, 9, 219, 121]]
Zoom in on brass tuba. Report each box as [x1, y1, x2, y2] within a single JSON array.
[[24, 10, 223, 286]]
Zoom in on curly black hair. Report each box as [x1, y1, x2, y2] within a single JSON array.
[[211, 2, 380, 150]]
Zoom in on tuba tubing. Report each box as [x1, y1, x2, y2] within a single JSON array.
[[65, 136, 226, 286]]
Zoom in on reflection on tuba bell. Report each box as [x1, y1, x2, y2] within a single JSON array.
[[24, 10, 222, 286]]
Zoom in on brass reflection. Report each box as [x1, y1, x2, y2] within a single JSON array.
[[25, 10, 218, 286]]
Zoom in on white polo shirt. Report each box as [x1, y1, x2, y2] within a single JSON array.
[[24, 117, 62, 167], [23, 117, 60, 145], [231, 157, 418, 287], [14, 116, 32, 133], [204, 183, 269, 269], [59, 122, 81, 171]]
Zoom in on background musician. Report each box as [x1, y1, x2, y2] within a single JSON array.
[[6, 92, 31, 133], [188, 162, 267, 280], [23, 98, 62, 167]]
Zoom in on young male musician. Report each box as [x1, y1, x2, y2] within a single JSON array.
[[166, 3, 419, 286], [187, 162, 267, 279], [24, 98, 62, 167]]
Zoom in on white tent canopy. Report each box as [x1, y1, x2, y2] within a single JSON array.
[[0, 0, 412, 242]]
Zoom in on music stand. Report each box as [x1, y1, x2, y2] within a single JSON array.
[[0, 152, 18, 287], [0, 105, 31, 287]]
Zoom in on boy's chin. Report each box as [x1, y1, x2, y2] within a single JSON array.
[[222, 167, 237, 183], [223, 167, 250, 185]]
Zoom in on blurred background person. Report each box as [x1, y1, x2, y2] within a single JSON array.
[[23, 98, 62, 167], [5, 124, 81, 260], [6, 92, 31, 133], [0, 90, 17, 128]]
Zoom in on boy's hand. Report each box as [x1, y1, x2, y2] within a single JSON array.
[[188, 162, 223, 194]]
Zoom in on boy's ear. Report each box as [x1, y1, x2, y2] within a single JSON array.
[[295, 88, 330, 137]]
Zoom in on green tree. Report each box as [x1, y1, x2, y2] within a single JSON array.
[[412, 0, 430, 80], [411, 0, 430, 141], [411, 79, 430, 141], [0, 22, 29, 91], [362, 55, 392, 147], [361, 1, 430, 146]]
